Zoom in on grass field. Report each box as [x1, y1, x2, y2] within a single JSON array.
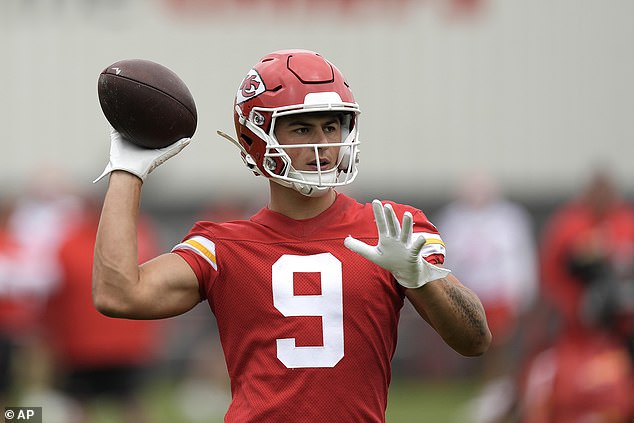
[[77, 377, 479, 423], [386, 379, 478, 422]]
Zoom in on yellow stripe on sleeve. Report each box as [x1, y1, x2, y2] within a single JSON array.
[[422, 238, 445, 247], [184, 239, 217, 266], [413, 232, 447, 258], [172, 235, 218, 270]]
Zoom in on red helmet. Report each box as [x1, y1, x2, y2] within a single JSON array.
[[230, 49, 361, 197]]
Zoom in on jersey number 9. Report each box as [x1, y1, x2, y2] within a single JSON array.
[[272, 253, 344, 368]]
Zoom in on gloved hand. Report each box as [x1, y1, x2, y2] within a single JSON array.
[[344, 199, 451, 289], [93, 127, 191, 183]]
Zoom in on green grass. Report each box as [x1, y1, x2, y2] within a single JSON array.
[[70, 377, 479, 423], [386, 378, 478, 422]]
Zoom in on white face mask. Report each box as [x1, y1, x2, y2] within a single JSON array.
[[263, 110, 360, 197], [225, 91, 361, 197]]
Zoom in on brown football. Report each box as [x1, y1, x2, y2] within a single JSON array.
[[98, 59, 197, 149]]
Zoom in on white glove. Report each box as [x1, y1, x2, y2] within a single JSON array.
[[93, 128, 191, 183], [344, 199, 451, 289]]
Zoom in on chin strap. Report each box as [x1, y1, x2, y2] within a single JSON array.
[[216, 130, 243, 153], [217, 130, 260, 175], [291, 181, 331, 197]]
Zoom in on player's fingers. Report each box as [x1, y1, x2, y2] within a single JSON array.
[[160, 137, 191, 152], [372, 200, 388, 237], [411, 235, 428, 256], [344, 236, 377, 261], [383, 203, 400, 238], [400, 212, 413, 245]]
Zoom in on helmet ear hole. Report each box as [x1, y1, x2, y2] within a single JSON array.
[[240, 134, 254, 146]]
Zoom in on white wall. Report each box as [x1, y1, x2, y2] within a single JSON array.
[[1, 0, 632, 204]]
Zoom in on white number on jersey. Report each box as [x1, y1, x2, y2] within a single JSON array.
[[272, 253, 344, 368]]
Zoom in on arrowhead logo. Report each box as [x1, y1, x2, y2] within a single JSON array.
[[111, 67, 121, 75], [236, 69, 265, 104]]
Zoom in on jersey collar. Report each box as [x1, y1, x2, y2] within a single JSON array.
[[251, 193, 355, 239]]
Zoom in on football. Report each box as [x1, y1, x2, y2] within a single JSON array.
[[97, 59, 197, 149]]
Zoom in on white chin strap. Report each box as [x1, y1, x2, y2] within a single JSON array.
[[291, 183, 332, 198]]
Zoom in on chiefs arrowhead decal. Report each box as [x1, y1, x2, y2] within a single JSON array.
[[236, 69, 266, 104]]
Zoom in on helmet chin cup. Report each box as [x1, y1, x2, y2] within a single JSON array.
[[291, 167, 338, 197], [269, 173, 331, 197], [294, 183, 331, 198]]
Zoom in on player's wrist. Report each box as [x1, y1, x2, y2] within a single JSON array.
[[109, 169, 144, 184], [93, 130, 191, 184], [394, 260, 450, 289], [105, 170, 145, 198], [393, 268, 427, 289], [394, 274, 425, 289]]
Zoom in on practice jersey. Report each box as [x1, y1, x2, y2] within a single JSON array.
[[172, 194, 446, 423]]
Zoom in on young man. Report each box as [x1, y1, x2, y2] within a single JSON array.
[[93, 49, 491, 422]]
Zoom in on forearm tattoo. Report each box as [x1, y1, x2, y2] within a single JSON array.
[[445, 281, 488, 337]]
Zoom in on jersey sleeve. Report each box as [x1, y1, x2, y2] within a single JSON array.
[[171, 224, 219, 301], [411, 209, 447, 266]]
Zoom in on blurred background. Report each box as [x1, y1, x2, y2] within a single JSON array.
[[1, 0, 633, 422]]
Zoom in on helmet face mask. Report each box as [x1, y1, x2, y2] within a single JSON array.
[[233, 50, 361, 197]]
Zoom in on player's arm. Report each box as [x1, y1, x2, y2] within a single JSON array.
[[93, 171, 201, 319], [404, 274, 491, 356], [93, 129, 199, 319], [344, 200, 491, 356]]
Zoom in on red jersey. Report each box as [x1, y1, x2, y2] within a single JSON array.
[[172, 194, 446, 422]]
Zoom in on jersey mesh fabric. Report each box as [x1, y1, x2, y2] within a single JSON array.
[[173, 193, 445, 422]]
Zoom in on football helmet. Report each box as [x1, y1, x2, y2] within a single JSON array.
[[226, 49, 361, 197]]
